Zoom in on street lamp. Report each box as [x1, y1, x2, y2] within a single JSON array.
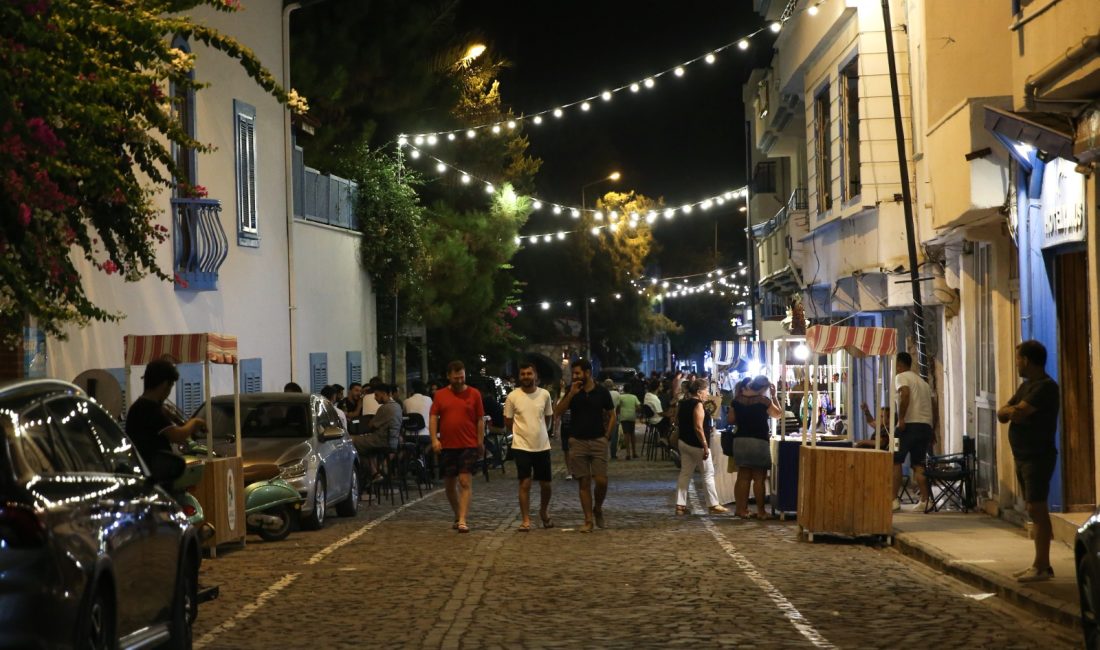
[[579, 171, 621, 360], [457, 43, 487, 67]]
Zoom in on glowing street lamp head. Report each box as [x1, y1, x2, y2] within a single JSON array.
[[608, 171, 621, 181], [463, 44, 487, 62]]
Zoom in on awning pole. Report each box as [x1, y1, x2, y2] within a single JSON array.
[[204, 358, 213, 461]]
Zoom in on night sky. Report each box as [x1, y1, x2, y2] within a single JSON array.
[[455, 0, 772, 277]]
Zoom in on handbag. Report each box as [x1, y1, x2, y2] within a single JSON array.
[[720, 428, 736, 456]]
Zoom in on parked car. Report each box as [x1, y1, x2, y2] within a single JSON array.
[[0, 379, 202, 649], [597, 366, 639, 392], [198, 393, 359, 530], [1076, 511, 1100, 647]]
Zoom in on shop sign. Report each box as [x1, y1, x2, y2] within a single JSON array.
[[1040, 158, 1087, 249]]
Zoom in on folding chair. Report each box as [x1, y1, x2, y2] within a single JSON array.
[[923, 435, 976, 512]]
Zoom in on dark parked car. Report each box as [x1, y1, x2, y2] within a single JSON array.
[[1076, 512, 1100, 647], [0, 379, 202, 649]]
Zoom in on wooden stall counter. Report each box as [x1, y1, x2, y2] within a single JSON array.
[[796, 445, 893, 542], [191, 455, 246, 557]]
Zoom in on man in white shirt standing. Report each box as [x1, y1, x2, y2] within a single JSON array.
[[504, 362, 555, 531], [603, 379, 622, 459], [403, 380, 433, 441], [894, 351, 935, 512]]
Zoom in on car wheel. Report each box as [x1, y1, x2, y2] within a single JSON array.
[[256, 504, 293, 542], [169, 553, 198, 649], [335, 466, 359, 517], [76, 582, 115, 650], [1079, 552, 1100, 649], [301, 471, 326, 530]]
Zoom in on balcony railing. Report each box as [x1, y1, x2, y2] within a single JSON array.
[[171, 198, 228, 291]]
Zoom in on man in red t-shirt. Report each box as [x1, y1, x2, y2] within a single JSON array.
[[429, 360, 485, 533]]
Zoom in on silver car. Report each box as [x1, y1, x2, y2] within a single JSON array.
[[201, 393, 359, 530]]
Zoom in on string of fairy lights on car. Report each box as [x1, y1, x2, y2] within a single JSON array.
[[400, 144, 748, 244], [399, 3, 830, 141]]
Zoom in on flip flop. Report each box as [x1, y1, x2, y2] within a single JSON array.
[[540, 517, 555, 529], [456, 523, 470, 533], [517, 522, 532, 532]]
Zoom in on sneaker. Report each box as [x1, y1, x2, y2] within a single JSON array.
[[1011, 566, 1034, 578], [911, 500, 929, 512], [594, 509, 606, 528], [892, 498, 901, 512], [566, 474, 575, 481], [709, 505, 730, 514], [1016, 566, 1054, 583]]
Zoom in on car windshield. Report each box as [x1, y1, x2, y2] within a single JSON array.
[[208, 401, 311, 439]]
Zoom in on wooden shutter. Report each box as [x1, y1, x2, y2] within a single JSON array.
[[346, 351, 362, 385], [234, 100, 259, 243], [240, 358, 262, 394], [309, 352, 328, 395], [176, 363, 205, 418]]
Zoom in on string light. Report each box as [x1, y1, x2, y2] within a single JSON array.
[[401, 145, 749, 224], [402, 12, 819, 140]]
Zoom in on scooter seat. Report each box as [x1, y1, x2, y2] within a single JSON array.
[[243, 463, 281, 484]]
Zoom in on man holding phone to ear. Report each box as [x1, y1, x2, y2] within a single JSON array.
[[554, 359, 615, 533]]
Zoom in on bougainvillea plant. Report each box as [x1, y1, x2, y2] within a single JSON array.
[[0, 0, 306, 344]]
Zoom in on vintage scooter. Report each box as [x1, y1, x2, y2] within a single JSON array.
[[167, 402, 302, 542]]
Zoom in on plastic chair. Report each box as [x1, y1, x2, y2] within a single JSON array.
[[923, 435, 976, 512]]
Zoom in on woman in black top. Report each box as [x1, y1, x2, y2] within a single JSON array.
[[674, 379, 728, 515], [727, 375, 783, 518]]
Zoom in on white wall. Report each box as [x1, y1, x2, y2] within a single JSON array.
[[45, 1, 375, 403], [291, 219, 377, 390]]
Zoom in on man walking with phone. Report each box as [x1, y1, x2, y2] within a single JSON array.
[[554, 360, 615, 532]]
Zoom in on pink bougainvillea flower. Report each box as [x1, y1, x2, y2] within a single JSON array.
[[18, 203, 31, 227], [102, 260, 118, 275]]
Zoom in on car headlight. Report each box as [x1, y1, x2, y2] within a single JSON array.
[[279, 459, 307, 479]]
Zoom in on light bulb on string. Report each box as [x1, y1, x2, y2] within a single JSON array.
[[664, 208, 675, 219], [414, 136, 424, 145], [514, 236, 521, 245], [630, 83, 640, 93], [466, 129, 476, 139], [705, 53, 716, 64], [610, 223, 619, 232], [590, 227, 600, 235], [507, 120, 516, 129], [436, 162, 446, 173], [609, 210, 618, 220], [643, 77, 655, 89], [808, 4, 819, 15], [681, 204, 692, 214], [533, 200, 542, 210], [533, 115, 543, 125], [409, 149, 421, 159], [674, 66, 685, 77], [738, 39, 749, 50], [491, 124, 501, 134], [581, 102, 591, 112], [447, 133, 456, 141], [427, 135, 438, 146], [553, 108, 563, 118], [485, 184, 495, 194], [570, 209, 580, 218], [557, 232, 566, 240], [593, 211, 603, 221], [601, 91, 612, 101], [397, 135, 408, 146], [566, 300, 572, 307], [553, 206, 563, 215], [543, 234, 552, 243], [770, 21, 782, 33]]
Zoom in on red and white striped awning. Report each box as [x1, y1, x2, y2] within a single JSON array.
[[806, 324, 897, 358], [124, 333, 239, 366]]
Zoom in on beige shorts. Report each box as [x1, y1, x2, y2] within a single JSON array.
[[567, 437, 609, 478]]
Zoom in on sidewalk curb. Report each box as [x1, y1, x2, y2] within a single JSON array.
[[892, 530, 1081, 632]]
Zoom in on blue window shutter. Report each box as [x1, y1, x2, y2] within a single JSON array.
[[176, 363, 205, 418], [308, 353, 328, 395], [105, 367, 128, 420], [346, 351, 362, 386], [233, 99, 259, 247], [240, 358, 262, 394]]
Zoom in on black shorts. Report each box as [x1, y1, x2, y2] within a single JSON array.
[[439, 447, 481, 478], [1015, 454, 1056, 503], [893, 423, 933, 466], [513, 449, 552, 482]]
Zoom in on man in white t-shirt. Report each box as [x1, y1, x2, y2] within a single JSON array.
[[504, 362, 555, 531], [894, 351, 935, 512], [403, 380, 433, 441], [603, 379, 623, 459], [360, 377, 381, 417]]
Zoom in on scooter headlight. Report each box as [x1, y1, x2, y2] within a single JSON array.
[[279, 459, 307, 479]]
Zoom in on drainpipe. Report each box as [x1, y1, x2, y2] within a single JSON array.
[[1024, 33, 1100, 109], [283, 2, 300, 383]]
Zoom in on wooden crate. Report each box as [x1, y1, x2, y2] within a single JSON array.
[[192, 456, 246, 556], [797, 445, 893, 541]]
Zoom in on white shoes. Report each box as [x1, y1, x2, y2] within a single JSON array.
[[892, 498, 901, 512], [911, 500, 929, 512], [1016, 566, 1054, 583]]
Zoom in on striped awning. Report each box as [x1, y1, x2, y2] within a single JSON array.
[[806, 325, 897, 358], [124, 333, 239, 366], [711, 340, 767, 367]]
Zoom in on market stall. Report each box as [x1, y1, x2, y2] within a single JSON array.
[[796, 324, 896, 542], [709, 339, 767, 505], [124, 333, 246, 555]]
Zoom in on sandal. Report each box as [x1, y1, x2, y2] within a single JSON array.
[[675, 505, 688, 516], [540, 517, 555, 529], [452, 520, 459, 530], [456, 522, 470, 533], [517, 522, 532, 532]]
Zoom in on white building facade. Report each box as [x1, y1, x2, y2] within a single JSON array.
[[46, 0, 377, 415]]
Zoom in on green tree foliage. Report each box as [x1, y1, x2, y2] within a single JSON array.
[[289, 0, 464, 170], [345, 146, 425, 293], [0, 0, 296, 342], [414, 187, 529, 364]]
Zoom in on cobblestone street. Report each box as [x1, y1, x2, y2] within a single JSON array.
[[191, 456, 1077, 649]]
